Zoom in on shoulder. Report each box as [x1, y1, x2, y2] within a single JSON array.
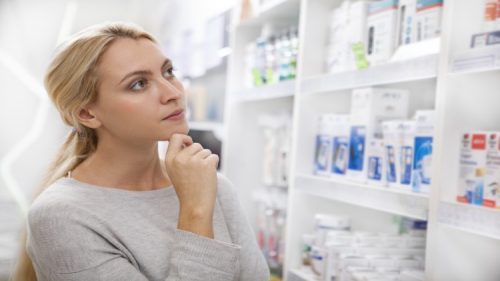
[[28, 178, 102, 239]]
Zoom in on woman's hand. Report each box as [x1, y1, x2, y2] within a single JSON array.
[[165, 133, 219, 238]]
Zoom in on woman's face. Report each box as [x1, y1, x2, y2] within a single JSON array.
[[89, 37, 188, 144]]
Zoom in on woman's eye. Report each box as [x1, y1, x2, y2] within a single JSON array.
[[130, 79, 147, 91], [163, 67, 176, 79]]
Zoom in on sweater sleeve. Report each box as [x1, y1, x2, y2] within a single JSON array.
[[26, 195, 244, 281], [216, 174, 271, 281]]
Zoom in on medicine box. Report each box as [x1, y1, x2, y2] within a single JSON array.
[[485, 132, 500, 208], [366, 0, 399, 65], [348, 87, 409, 182], [415, 0, 444, 41], [412, 110, 434, 193], [331, 115, 351, 176], [397, 0, 417, 45], [457, 132, 487, 204]]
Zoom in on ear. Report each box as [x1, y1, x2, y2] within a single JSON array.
[[77, 107, 102, 129]]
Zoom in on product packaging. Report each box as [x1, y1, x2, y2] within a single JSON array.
[[348, 88, 409, 182], [412, 110, 434, 193], [415, 0, 444, 41], [457, 132, 487, 204], [485, 132, 500, 208], [366, 0, 399, 65]]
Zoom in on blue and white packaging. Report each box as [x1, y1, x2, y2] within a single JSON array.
[[367, 139, 385, 185], [347, 88, 409, 182], [331, 115, 351, 177], [415, 0, 443, 41], [397, 0, 417, 46], [457, 132, 487, 204], [366, 0, 400, 65], [400, 121, 416, 189], [412, 110, 434, 193], [314, 115, 335, 176], [382, 120, 405, 187]]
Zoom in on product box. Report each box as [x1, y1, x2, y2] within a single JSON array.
[[366, 0, 400, 65], [415, 0, 444, 41], [367, 139, 386, 185], [485, 132, 500, 208], [412, 110, 434, 193], [314, 115, 334, 176], [331, 115, 351, 177], [457, 132, 487, 205], [382, 120, 405, 187], [471, 30, 500, 49], [347, 88, 409, 182], [397, 0, 417, 45], [400, 121, 416, 189]]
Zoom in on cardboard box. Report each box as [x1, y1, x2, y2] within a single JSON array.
[[412, 110, 434, 193], [485, 132, 500, 208], [415, 0, 443, 41], [347, 88, 409, 182], [457, 132, 487, 204], [366, 0, 399, 65]]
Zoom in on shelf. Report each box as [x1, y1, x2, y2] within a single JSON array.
[[295, 174, 429, 220], [437, 201, 500, 240], [287, 268, 318, 281], [450, 46, 500, 74], [300, 54, 439, 95], [229, 80, 295, 102], [238, 0, 301, 28]]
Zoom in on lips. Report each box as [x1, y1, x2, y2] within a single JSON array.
[[162, 109, 184, 120]]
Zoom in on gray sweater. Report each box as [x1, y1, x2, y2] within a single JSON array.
[[26, 173, 270, 281]]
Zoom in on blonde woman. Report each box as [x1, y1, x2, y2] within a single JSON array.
[[12, 22, 270, 281]]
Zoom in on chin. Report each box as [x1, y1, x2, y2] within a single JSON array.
[[160, 123, 189, 140]]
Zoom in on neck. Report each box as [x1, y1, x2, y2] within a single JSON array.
[[72, 136, 171, 191]]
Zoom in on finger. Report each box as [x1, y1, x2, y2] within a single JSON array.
[[183, 142, 204, 156], [166, 134, 193, 161], [206, 154, 219, 168], [195, 149, 212, 159]]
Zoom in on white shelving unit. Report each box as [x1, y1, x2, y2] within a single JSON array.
[[222, 0, 500, 280]]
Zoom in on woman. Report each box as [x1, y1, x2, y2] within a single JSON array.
[[12, 22, 270, 281]]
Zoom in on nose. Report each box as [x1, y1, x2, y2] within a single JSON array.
[[158, 77, 183, 104]]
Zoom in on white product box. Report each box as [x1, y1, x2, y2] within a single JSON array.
[[400, 121, 416, 189], [367, 139, 386, 185], [348, 88, 409, 182], [382, 120, 405, 188], [397, 0, 418, 45], [415, 0, 444, 41], [457, 132, 488, 205], [331, 115, 351, 177], [314, 115, 335, 176], [485, 132, 500, 208], [412, 110, 435, 193], [366, 0, 399, 65]]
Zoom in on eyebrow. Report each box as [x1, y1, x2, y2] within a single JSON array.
[[119, 58, 172, 84]]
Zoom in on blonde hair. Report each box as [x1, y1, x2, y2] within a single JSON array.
[[11, 22, 156, 281]]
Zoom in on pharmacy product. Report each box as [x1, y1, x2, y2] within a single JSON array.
[[311, 245, 327, 277], [484, 0, 498, 32], [400, 121, 416, 188], [366, 0, 399, 65], [314, 214, 351, 246], [331, 115, 351, 176], [367, 139, 385, 185], [348, 88, 409, 182], [397, 0, 417, 45], [382, 120, 405, 187], [457, 132, 487, 204], [415, 0, 444, 41], [412, 110, 434, 193], [484, 132, 500, 208], [314, 115, 334, 176]]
